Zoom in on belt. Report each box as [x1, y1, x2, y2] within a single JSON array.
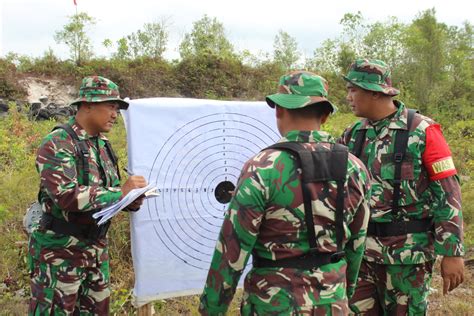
[[367, 219, 433, 237], [40, 212, 110, 240], [253, 251, 345, 270]]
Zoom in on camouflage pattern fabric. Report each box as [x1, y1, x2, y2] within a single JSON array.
[[349, 260, 433, 315], [266, 71, 337, 113], [28, 117, 122, 315], [339, 101, 464, 265], [69, 75, 129, 110], [28, 234, 110, 315], [199, 130, 371, 315], [343, 59, 400, 96]]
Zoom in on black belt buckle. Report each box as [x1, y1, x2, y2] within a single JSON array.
[[330, 251, 345, 263], [394, 153, 404, 163]]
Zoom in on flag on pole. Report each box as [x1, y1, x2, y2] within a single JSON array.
[[73, 0, 77, 5]]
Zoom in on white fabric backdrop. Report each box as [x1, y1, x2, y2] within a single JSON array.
[[123, 98, 279, 306]]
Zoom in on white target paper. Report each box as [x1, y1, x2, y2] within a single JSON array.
[[124, 98, 279, 306]]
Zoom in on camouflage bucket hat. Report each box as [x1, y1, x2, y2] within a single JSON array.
[[343, 59, 399, 96], [70, 76, 129, 110], [266, 71, 337, 113]]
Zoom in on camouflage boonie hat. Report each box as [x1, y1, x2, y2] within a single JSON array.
[[70, 76, 129, 110], [266, 71, 337, 113], [343, 59, 399, 96]]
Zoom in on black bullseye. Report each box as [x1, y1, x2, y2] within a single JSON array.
[[214, 181, 235, 204]]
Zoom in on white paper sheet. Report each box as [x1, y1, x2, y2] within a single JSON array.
[[92, 183, 158, 225], [124, 98, 279, 306]]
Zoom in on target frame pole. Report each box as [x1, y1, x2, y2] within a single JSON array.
[[137, 303, 153, 316]]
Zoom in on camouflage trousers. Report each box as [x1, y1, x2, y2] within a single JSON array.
[[241, 299, 349, 315], [28, 230, 110, 315], [349, 259, 434, 316]]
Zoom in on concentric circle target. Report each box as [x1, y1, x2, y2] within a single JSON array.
[[146, 113, 279, 270]]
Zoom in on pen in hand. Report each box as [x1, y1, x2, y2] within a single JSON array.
[[121, 168, 147, 197], [123, 167, 134, 176]]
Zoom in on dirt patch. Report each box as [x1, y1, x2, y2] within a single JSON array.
[[18, 77, 76, 105]]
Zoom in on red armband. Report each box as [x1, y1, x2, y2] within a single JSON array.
[[422, 124, 457, 181]]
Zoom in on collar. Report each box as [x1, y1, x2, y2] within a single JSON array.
[[278, 130, 335, 143], [358, 100, 409, 131]]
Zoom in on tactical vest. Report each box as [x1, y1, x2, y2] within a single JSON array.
[[252, 142, 348, 270], [25, 124, 120, 240], [351, 109, 433, 237]]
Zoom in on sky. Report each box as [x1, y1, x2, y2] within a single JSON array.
[[1, 0, 473, 61]]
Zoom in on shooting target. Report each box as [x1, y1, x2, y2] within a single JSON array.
[[125, 98, 279, 300], [147, 112, 279, 270]]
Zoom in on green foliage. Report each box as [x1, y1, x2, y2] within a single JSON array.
[[273, 30, 300, 71], [54, 12, 96, 66], [0, 58, 27, 100], [179, 15, 235, 60], [400, 9, 448, 113], [12, 50, 78, 80], [113, 18, 170, 60], [176, 53, 243, 99], [363, 17, 407, 69]]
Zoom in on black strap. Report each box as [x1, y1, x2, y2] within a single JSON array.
[[367, 219, 433, 237], [53, 124, 90, 186], [103, 138, 121, 181], [350, 109, 417, 221], [392, 109, 416, 220], [263, 142, 348, 256], [40, 212, 110, 240], [53, 124, 121, 185]]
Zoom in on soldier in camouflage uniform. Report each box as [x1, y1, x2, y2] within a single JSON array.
[[199, 71, 371, 315], [339, 59, 465, 315], [28, 76, 147, 315]]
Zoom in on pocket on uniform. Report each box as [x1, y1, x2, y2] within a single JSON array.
[[380, 153, 415, 180]]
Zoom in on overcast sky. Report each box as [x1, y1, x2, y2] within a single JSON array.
[[1, 0, 472, 61]]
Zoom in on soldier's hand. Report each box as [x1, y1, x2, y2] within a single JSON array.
[[126, 195, 145, 211], [121, 175, 147, 197], [441, 256, 464, 295]]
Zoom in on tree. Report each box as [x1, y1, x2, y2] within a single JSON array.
[[273, 30, 300, 70], [363, 17, 407, 69], [109, 18, 170, 60], [179, 15, 234, 59], [401, 8, 448, 112], [54, 12, 96, 66], [339, 11, 367, 58], [309, 11, 367, 74], [306, 39, 338, 73], [441, 22, 474, 118]]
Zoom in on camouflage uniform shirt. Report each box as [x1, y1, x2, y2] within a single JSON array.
[[199, 130, 371, 315], [37, 117, 122, 221], [340, 102, 464, 265], [30, 117, 122, 267]]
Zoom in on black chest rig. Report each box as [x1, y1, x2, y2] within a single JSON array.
[[252, 142, 348, 270]]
